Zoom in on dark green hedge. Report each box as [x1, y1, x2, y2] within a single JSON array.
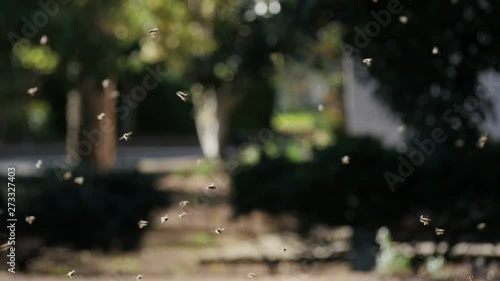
[[0, 169, 171, 256], [231, 136, 500, 241]]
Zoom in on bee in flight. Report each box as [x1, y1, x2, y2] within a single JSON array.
[[419, 215, 431, 226], [435, 227, 445, 235], [176, 91, 189, 102], [27, 87, 38, 96], [26, 216, 36, 225], [138, 220, 148, 229], [362, 58, 372, 66], [148, 28, 159, 38], [119, 132, 133, 141], [160, 214, 168, 223]]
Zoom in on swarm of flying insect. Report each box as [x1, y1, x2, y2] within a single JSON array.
[[74, 177, 84, 185], [27, 87, 38, 96], [40, 35, 48, 45], [138, 220, 148, 229], [160, 214, 168, 223], [97, 113, 106, 120], [478, 134, 488, 148], [176, 91, 189, 102], [148, 28, 159, 38], [207, 183, 217, 190], [63, 171, 73, 180], [342, 156, 350, 165], [435, 227, 445, 235], [26, 216, 36, 225], [119, 132, 133, 141], [419, 215, 431, 226]]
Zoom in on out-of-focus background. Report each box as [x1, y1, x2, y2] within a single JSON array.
[[2, 0, 500, 280]]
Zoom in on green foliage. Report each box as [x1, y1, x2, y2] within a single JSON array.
[[12, 40, 59, 74], [375, 227, 412, 276], [423, 256, 449, 280]]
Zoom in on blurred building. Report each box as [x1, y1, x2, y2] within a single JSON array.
[[342, 55, 500, 148]]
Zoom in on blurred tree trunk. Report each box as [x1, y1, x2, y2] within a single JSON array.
[[192, 83, 244, 161], [65, 89, 81, 167], [79, 75, 117, 173]]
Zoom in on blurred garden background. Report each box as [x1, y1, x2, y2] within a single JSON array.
[[2, 0, 500, 280]]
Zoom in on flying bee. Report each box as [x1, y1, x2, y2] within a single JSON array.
[[215, 227, 225, 234], [247, 273, 257, 278], [68, 270, 75, 279], [148, 28, 159, 38], [63, 171, 73, 180], [469, 275, 474, 281], [342, 156, 350, 165], [178, 211, 188, 219], [179, 201, 189, 207], [207, 183, 217, 190], [102, 79, 110, 88], [399, 16, 408, 24], [35, 160, 42, 169], [362, 58, 372, 66], [26, 216, 36, 225], [40, 35, 48, 45], [27, 87, 38, 96], [119, 132, 133, 141], [97, 113, 106, 120], [478, 134, 488, 148], [74, 176, 84, 185], [136, 274, 143, 280], [318, 104, 324, 112], [432, 47, 439, 55], [160, 214, 168, 223], [138, 220, 148, 229], [435, 227, 445, 235], [282, 248, 287, 252], [176, 91, 189, 102], [477, 223, 486, 230], [419, 215, 431, 226]]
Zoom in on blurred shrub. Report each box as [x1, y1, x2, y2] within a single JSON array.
[[231, 135, 500, 242], [231, 136, 402, 231], [0, 169, 171, 271], [375, 227, 412, 276]]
